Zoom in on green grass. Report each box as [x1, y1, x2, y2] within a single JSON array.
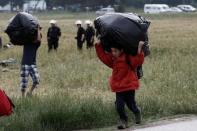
[[0, 12, 197, 130]]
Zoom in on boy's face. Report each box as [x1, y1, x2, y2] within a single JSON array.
[[111, 48, 123, 58]]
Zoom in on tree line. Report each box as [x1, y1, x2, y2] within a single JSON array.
[[0, 0, 197, 10]]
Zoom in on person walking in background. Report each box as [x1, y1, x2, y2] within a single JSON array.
[[47, 20, 61, 52], [85, 20, 95, 49], [20, 26, 42, 97], [75, 20, 85, 50], [95, 39, 145, 129]]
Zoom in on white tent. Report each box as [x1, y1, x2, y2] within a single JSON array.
[[23, 0, 47, 12]]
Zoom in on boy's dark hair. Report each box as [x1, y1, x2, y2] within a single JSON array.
[[111, 44, 123, 51]]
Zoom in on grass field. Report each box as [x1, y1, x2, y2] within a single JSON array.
[[0, 12, 197, 131]]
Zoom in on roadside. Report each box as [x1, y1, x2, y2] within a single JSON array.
[[134, 115, 197, 131], [83, 115, 197, 131]]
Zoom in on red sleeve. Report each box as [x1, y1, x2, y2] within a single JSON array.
[[95, 43, 113, 68], [128, 52, 144, 69]]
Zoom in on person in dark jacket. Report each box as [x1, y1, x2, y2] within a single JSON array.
[[85, 20, 95, 49], [20, 26, 42, 97], [47, 20, 61, 52], [75, 20, 85, 50]]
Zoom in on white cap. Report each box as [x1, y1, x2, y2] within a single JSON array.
[[75, 20, 82, 25], [85, 20, 92, 25], [50, 20, 57, 24]]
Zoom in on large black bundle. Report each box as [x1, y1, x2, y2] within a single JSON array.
[[94, 13, 150, 55], [5, 12, 39, 45]]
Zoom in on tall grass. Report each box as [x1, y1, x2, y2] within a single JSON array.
[[0, 12, 197, 130]]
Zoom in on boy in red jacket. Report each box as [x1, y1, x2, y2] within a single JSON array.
[[95, 40, 144, 129]]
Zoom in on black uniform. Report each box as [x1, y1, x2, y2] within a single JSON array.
[[75, 27, 85, 50], [47, 26, 61, 52], [85, 26, 95, 49]]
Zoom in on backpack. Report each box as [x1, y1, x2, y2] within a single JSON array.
[[0, 89, 15, 117]]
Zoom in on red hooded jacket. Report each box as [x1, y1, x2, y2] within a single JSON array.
[[0, 89, 14, 117], [95, 43, 144, 92]]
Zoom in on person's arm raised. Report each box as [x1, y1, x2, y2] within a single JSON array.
[[34, 26, 42, 44], [95, 40, 113, 68], [128, 41, 145, 69]]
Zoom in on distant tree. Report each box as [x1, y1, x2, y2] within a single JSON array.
[[0, 0, 9, 6], [9, 0, 25, 11], [45, 0, 64, 9], [45, 0, 116, 10], [39, 0, 197, 10]]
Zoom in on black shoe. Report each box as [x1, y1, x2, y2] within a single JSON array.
[[135, 112, 142, 124], [117, 119, 129, 130]]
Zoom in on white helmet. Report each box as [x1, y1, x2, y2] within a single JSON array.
[[50, 20, 57, 24], [75, 20, 82, 25], [85, 20, 92, 25]]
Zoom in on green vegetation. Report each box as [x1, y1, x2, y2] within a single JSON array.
[[0, 12, 197, 130]]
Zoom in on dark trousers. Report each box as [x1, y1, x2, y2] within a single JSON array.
[[86, 40, 94, 49], [77, 40, 83, 50], [48, 40, 59, 52], [115, 90, 140, 121]]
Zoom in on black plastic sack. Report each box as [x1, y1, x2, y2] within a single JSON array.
[[5, 12, 39, 45], [94, 13, 150, 55]]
